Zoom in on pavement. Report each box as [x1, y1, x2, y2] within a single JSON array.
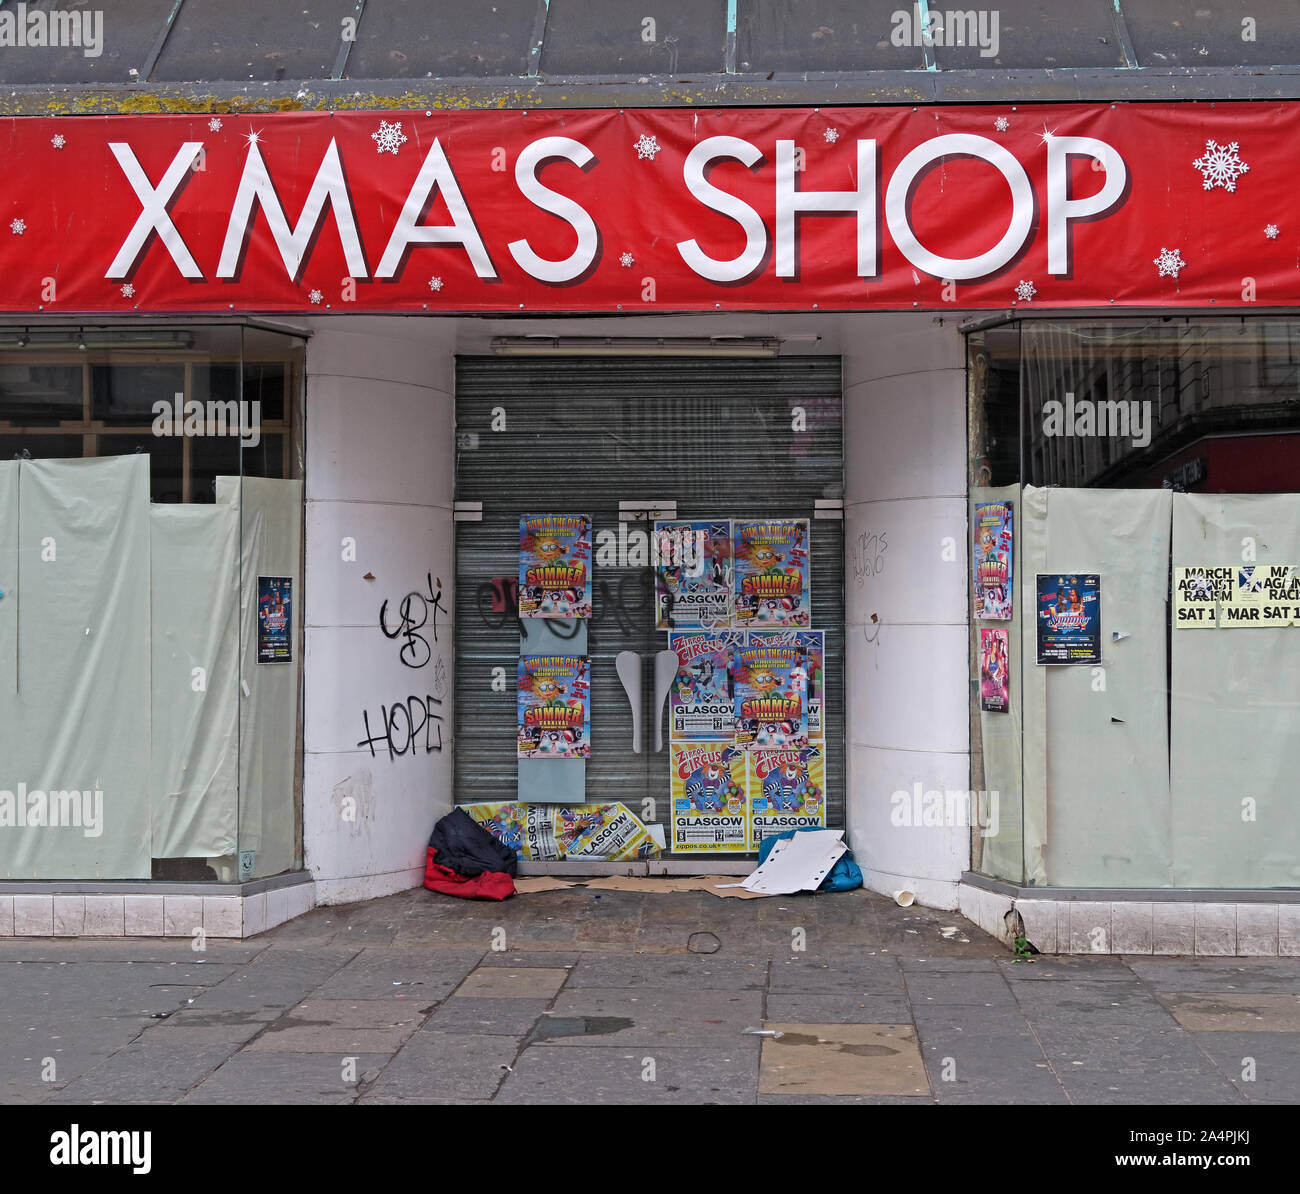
[[2, 884, 1298, 1105]]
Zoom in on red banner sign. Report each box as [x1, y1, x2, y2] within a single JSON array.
[[2, 103, 1295, 313]]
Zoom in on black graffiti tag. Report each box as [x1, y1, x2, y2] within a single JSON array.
[[357, 694, 445, 760], [379, 573, 446, 668]]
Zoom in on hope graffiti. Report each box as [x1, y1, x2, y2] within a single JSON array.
[[357, 693, 445, 760]]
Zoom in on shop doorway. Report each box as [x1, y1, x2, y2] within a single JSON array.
[[452, 354, 844, 857]]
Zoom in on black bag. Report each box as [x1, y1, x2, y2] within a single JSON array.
[[427, 807, 518, 878]]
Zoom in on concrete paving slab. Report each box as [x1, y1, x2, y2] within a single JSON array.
[[244, 999, 428, 1052], [1127, 958, 1300, 993], [917, 1029, 1066, 1104], [1157, 992, 1300, 1032], [181, 1051, 391, 1104], [139, 1007, 279, 1045], [764, 993, 912, 1025], [313, 947, 483, 1001], [455, 967, 570, 999], [768, 954, 904, 994], [904, 972, 1019, 1006], [422, 998, 552, 1036], [361, 1033, 519, 1101], [760, 1023, 929, 1097], [1190, 1030, 1300, 1101], [477, 952, 581, 969], [535, 987, 763, 1048], [497, 1045, 757, 1104], [569, 953, 767, 990], [186, 948, 360, 1012], [45, 1042, 238, 1102]]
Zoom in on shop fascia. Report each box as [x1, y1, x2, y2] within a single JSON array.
[[107, 131, 1127, 287]]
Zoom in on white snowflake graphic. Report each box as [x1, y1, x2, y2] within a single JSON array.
[[51, 134, 66, 149], [1193, 140, 1249, 192], [429, 276, 443, 292], [1014, 280, 1036, 302], [371, 120, 408, 156], [120, 283, 135, 299], [634, 134, 661, 161], [308, 289, 323, 305], [1265, 224, 1280, 239], [619, 252, 635, 268], [9, 218, 24, 236], [995, 116, 1009, 132], [208, 118, 223, 132], [1154, 247, 1185, 279], [824, 128, 840, 143]]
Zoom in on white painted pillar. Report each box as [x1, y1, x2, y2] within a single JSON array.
[[842, 314, 970, 910], [302, 316, 457, 905]]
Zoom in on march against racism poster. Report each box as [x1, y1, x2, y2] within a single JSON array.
[[668, 630, 743, 740], [670, 742, 748, 852], [257, 576, 293, 663], [518, 514, 592, 618], [750, 746, 826, 847], [1175, 564, 1300, 627], [973, 502, 1014, 620], [733, 520, 811, 628], [517, 655, 591, 757], [1035, 573, 1102, 664], [979, 627, 1010, 713], [654, 519, 733, 630], [733, 638, 809, 749]]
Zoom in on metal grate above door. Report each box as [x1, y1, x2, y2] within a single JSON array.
[[452, 355, 845, 852]]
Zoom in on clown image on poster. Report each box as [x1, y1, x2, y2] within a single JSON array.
[[973, 502, 1014, 620], [668, 630, 743, 740], [979, 628, 1010, 713], [748, 629, 824, 739], [670, 742, 748, 851], [517, 655, 590, 758], [733, 519, 811, 628], [555, 804, 661, 860], [655, 519, 733, 630], [463, 802, 563, 861], [518, 514, 592, 618], [1035, 574, 1102, 665], [733, 639, 808, 749], [750, 746, 826, 847], [256, 576, 293, 664]]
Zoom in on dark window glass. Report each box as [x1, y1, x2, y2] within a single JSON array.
[[0, 364, 83, 425], [91, 364, 186, 426]]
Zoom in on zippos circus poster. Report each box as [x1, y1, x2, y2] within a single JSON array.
[[733, 639, 808, 749], [750, 746, 826, 847], [517, 655, 591, 758], [668, 630, 743, 740], [670, 742, 748, 852], [654, 519, 733, 630], [733, 519, 811, 627], [973, 502, 1014, 620], [518, 514, 592, 618]]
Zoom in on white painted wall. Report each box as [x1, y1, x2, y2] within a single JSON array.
[[303, 317, 457, 905], [841, 313, 971, 910]]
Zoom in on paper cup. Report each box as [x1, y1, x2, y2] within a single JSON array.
[[892, 889, 915, 907]]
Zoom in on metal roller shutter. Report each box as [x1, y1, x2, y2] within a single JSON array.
[[453, 355, 844, 853]]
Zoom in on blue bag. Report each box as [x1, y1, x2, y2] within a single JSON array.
[[756, 827, 863, 893]]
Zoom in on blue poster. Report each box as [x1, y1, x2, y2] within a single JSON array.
[[1035, 573, 1101, 665], [257, 576, 293, 664]]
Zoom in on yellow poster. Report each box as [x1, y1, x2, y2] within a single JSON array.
[[669, 742, 749, 852], [749, 746, 826, 848]]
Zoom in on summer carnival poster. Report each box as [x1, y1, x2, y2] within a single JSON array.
[[654, 519, 733, 630], [518, 514, 592, 618], [733, 519, 811, 628], [669, 742, 748, 852], [516, 655, 591, 757], [747, 629, 824, 740], [733, 637, 808, 749], [256, 575, 293, 664], [979, 627, 1010, 713], [668, 630, 743, 740], [1035, 574, 1102, 665], [973, 502, 1014, 620], [750, 746, 826, 847]]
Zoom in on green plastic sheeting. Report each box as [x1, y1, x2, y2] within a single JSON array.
[[150, 504, 240, 859], [0, 456, 152, 879]]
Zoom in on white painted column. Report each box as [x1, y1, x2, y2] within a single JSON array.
[[302, 316, 457, 905], [842, 314, 970, 910]]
